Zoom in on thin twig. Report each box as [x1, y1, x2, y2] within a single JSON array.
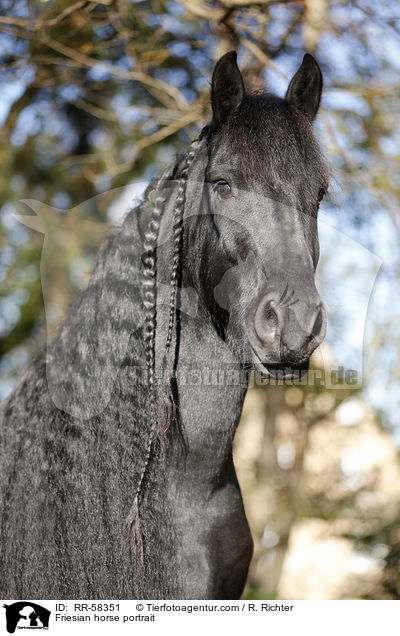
[[0, 1, 88, 30], [108, 108, 204, 177], [240, 38, 289, 79], [176, 0, 225, 21], [40, 36, 189, 108], [72, 98, 120, 122]]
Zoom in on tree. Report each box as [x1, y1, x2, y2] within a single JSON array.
[[1, 0, 399, 598]]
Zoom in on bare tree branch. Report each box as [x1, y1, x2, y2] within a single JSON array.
[[40, 36, 189, 109]]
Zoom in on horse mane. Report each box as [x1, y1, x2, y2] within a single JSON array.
[[124, 138, 202, 556]]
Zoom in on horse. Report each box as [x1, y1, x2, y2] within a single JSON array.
[[0, 51, 328, 599]]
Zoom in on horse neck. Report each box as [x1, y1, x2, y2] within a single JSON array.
[[149, 169, 248, 468]]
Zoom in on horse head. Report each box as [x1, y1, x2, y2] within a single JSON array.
[[185, 51, 328, 380]]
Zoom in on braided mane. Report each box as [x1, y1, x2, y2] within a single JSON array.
[[124, 138, 201, 555]]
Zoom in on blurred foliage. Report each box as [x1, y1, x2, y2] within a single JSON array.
[[1, 0, 400, 598], [236, 355, 400, 599]]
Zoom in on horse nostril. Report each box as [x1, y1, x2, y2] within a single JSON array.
[[312, 304, 327, 342], [265, 303, 275, 322], [254, 297, 280, 342]]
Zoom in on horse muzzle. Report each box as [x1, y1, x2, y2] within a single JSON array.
[[248, 291, 327, 377]]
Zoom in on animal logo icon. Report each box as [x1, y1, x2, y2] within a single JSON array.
[[2, 602, 50, 633]]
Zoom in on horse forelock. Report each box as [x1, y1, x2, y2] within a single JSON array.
[[210, 91, 330, 213]]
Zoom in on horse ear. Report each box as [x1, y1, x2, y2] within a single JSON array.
[[285, 53, 322, 122], [211, 51, 245, 129]]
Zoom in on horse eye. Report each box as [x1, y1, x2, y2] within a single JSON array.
[[215, 181, 232, 198]]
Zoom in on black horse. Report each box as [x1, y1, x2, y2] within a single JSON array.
[[0, 51, 328, 599]]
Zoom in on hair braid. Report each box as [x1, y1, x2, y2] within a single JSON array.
[[125, 143, 199, 557], [124, 169, 170, 557], [163, 145, 197, 360], [125, 141, 200, 559], [142, 193, 165, 389]]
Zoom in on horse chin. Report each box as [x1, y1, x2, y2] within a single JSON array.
[[251, 349, 310, 381]]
